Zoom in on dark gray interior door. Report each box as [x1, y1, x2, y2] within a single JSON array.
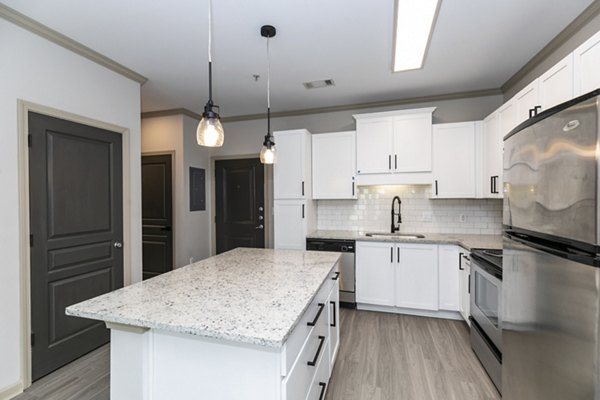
[[142, 154, 173, 279], [215, 158, 265, 254], [29, 112, 124, 381]]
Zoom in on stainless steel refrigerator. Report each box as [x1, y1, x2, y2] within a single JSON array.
[[503, 89, 600, 399]]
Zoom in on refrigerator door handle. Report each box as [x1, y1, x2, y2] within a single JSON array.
[[505, 232, 599, 267]]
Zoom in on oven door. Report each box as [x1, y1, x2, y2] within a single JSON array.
[[470, 260, 502, 351]]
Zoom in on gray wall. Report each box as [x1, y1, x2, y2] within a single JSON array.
[[504, 10, 600, 99]]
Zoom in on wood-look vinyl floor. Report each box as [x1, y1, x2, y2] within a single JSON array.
[[13, 309, 500, 400], [325, 309, 501, 400]]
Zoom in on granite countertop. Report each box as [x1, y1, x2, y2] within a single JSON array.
[[66, 248, 341, 348], [307, 230, 502, 250]]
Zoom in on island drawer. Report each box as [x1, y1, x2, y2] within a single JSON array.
[[282, 329, 330, 400], [282, 265, 338, 376], [306, 338, 331, 400]]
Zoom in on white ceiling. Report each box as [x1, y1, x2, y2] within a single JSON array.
[[2, 0, 595, 117]]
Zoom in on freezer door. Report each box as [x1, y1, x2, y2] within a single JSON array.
[[503, 95, 599, 245], [503, 236, 600, 399]]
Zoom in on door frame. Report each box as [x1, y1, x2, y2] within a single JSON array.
[[210, 154, 272, 256], [16, 100, 132, 390], [141, 151, 176, 272]]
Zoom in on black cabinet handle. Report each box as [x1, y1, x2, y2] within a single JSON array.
[[528, 108, 535, 119], [307, 335, 326, 366], [388, 155, 391, 170], [435, 180, 438, 196], [459, 252, 464, 270], [302, 204, 305, 219], [302, 181, 305, 196], [490, 176, 494, 194], [352, 181, 355, 196], [331, 271, 340, 281], [468, 274, 471, 294], [394, 154, 397, 169], [330, 301, 336, 327], [390, 247, 393, 262], [318, 382, 327, 400], [307, 303, 325, 326], [397, 247, 400, 263], [533, 105, 542, 116]]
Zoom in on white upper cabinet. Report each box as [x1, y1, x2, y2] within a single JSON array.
[[312, 131, 356, 199], [482, 110, 503, 198], [431, 122, 479, 199], [392, 114, 432, 172], [574, 29, 600, 96], [514, 80, 540, 126], [539, 53, 574, 110], [274, 130, 311, 200], [354, 108, 435, 181], [355, 118, 393, 174]]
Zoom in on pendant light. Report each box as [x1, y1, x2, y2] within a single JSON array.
[[259, 25, 276, 164], [196, 0, 224, 147]]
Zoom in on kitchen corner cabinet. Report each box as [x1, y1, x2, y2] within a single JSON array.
[[274, 129, 311, 200], [274, 200, 316, 250], [438, 245, 460, 312], [431, 122, 479, 199], [574, 29, 600, 96], [312, 131, 356, 199], [356, 242, 439, 311], [354, 107, 435, 177]]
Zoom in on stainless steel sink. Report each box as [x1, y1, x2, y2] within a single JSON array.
[[364, 232, 425, 239]]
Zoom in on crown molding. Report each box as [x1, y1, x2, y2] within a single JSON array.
[[218, 88, 502, 123], [501, 1, 600, 94], [0, 3, 147, 85], [141, 108, 203, 120]]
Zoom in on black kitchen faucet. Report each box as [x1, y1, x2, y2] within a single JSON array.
[[391, 196, 402, 233]]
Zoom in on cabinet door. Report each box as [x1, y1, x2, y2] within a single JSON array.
[[312, 131, 356, 199], [273, 200, 306, 250], [356, 118, 393, 174], [459, 257, 471, 324], [514, 80, 540, 126], [395, 244, 438, 310], [438, 245, 460, 311], [356, 241, 395, 306], [431, 122, 477, 198], [539, 53, 574, 110], [274, 130, 306, 199], [574, 30, 600, 96], [393, 114, 432, 172], [495, 101, 516, 198], [482, 111, 500, 198]]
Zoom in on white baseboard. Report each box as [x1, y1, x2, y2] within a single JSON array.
[[0, 381, 24, 400], [357, 303, 464, 321]]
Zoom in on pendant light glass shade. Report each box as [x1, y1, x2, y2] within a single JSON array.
[[197, 0, 224, 147], [260, 135, 276, 164]]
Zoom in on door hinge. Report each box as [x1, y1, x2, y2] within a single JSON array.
[[30, 234, 33, 247], [31, 332, 35, 347], [28, 134, 32, 147]]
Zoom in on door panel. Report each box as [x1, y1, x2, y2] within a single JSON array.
[[141, 155, 173, 279], [355, 242, 395, 306], [396, 244, 439, 310], [273, 200, 305, 250], [393, 114, 432, 172], [215, 158, 265, 254], [29, 111, 123, 381], [356, 118, 393, 174]]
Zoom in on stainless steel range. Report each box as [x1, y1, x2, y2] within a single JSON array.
[[469, 248, 502, 394]]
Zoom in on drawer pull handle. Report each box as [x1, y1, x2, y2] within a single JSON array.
[[331, 271, 340, 281], [330, 301, 336, 327], [318, 382, 327, 400], [307, 303, 325, 326], [459, 252, 464, 270], [307, 335, 326, 366]]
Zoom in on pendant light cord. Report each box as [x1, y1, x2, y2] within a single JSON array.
[[267, 34, 271, 136], [208, 0, 213, 102]]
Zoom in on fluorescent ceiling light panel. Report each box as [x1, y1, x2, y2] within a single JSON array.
[[393, 0, 439, 72]]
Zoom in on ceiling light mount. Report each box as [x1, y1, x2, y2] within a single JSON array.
[[261, 25, 276, 38]]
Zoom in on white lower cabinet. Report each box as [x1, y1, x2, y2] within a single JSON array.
[[395, 244, 439, 310], [438, 245, 460, 311], [327, 281, 340, 376], [355, 241, 395, 306], [356, 242, 462, 318], [274, 200, 316, 250], [458, 252, 471, 325]]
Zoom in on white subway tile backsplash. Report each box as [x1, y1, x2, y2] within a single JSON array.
[[317, 185, 503, 235]]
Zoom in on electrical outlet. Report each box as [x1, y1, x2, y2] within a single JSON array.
[[459, 214, 467, 223], [189, 257, 195, 264]]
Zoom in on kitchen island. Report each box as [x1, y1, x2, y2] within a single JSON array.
[[66, 248, 341, 400]]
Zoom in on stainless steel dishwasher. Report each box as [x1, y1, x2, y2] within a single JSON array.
[[306, 238, 356, 308]]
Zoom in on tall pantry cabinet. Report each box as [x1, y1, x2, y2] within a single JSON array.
[[273, 129, 316, 250]]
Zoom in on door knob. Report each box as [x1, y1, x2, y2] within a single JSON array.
[[255, 224, 264, 230], [114, 241, 123, 248]]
